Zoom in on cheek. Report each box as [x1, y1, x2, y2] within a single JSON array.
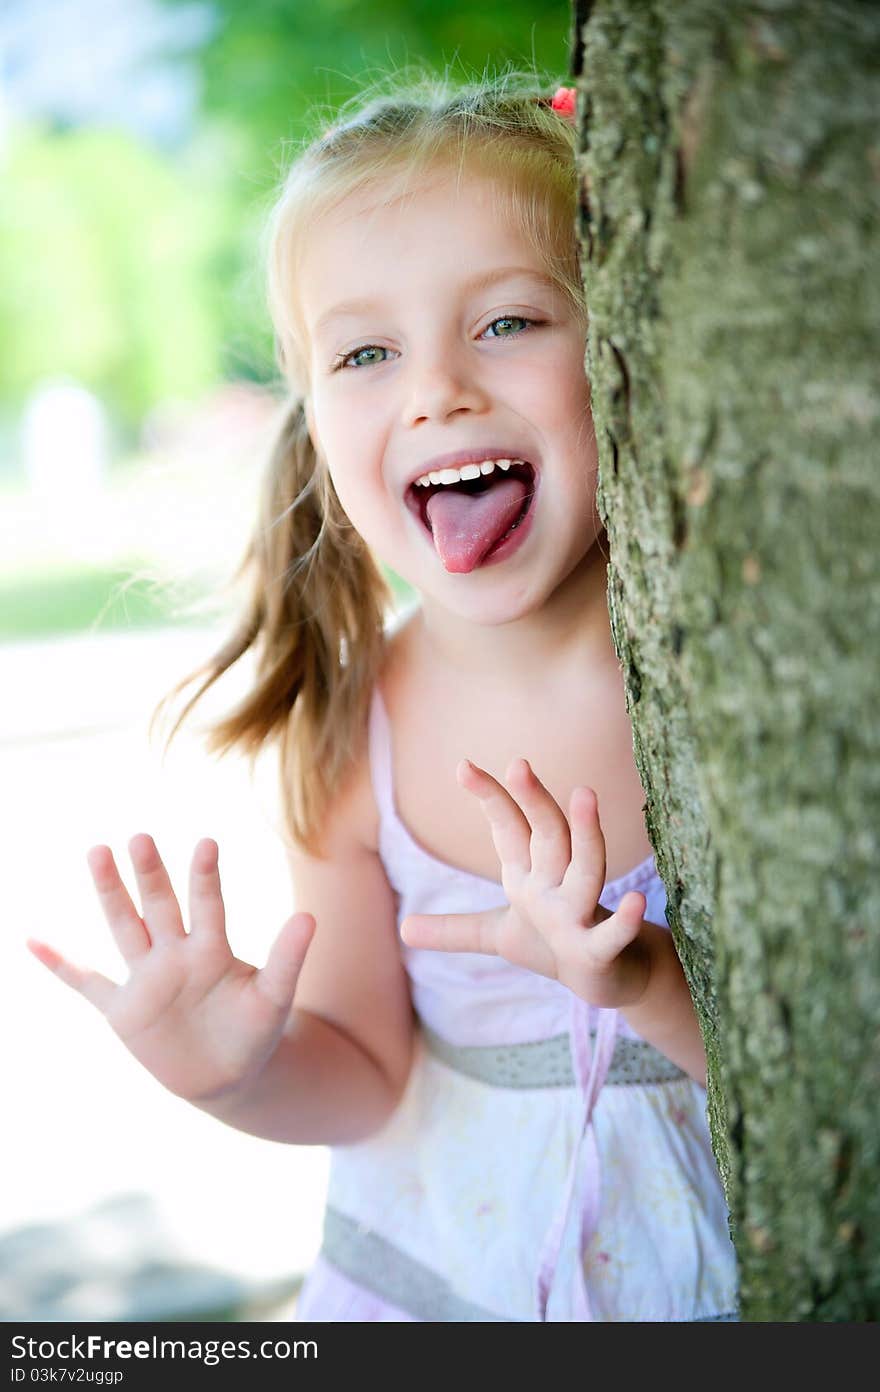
[[520, 349, 592, 410], [560, 358, 593, 406], [326, 463, 365, 517], [565, 358, 595, 424], [326, 462, 391, 545], [527, 368, 595, 464]]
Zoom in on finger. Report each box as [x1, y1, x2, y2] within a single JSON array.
[[457, 759, 532, 877], [579, 893, 646, 964], [127, 834, 185, 941], [27, 938, 117, 1014], [559, 786, 606, 904], [253, 913, 316, 1012], [188, 838, 227, 940], [86, 844, 151, 962], [400, 907, 502, 956], [504, 758, 572, 887]]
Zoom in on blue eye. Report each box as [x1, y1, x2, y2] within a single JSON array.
[[483, 314, 536, 338], [331, 344, 391, 372]]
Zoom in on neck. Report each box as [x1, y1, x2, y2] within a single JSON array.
[[412, 539, 617, 690]]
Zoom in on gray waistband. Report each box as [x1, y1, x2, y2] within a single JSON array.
[[421, 1023, 686, 1089], [321, 1206, 510, 1321]]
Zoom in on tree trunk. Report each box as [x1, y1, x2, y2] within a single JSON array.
[[572, 0, 879, 1319]]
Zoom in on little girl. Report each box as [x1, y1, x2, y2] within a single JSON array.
[[29, 77, 739, 1321]]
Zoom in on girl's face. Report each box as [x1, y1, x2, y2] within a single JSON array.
[[299, 168, 603, 627]]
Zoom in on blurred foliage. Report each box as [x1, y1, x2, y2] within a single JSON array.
[[0, 1, 571, 431], [0, 125, 240, 428], [158, 0, 573, 177]]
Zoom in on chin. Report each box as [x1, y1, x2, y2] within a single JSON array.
[[439, 578, 551, 627]]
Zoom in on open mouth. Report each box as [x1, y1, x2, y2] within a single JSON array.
[[404, 459, 538, 544]]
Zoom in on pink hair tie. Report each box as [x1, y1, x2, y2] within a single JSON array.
[[550, 85, 576, 121]]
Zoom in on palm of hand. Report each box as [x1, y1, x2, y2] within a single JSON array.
[[103, 936, 276, 1099], [27, 835, 314, 1103], [401, 757, 650, 1010]]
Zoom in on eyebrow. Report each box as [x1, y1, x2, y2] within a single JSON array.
[[312, 266, 557, 339]]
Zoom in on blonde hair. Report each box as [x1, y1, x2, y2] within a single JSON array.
[[152, 68, 586, 858]]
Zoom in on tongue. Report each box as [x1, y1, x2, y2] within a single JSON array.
[[425, 477, 529, 573]]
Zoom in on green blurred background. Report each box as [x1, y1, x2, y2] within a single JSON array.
[[0, 0, 573, 639]]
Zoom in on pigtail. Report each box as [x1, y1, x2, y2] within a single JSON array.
[[150, 395, 394, 857]]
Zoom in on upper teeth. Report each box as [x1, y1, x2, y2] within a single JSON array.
[[413, 458, 527, 488]]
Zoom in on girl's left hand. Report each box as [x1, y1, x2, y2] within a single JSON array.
[[400, 757, 652, 1010]]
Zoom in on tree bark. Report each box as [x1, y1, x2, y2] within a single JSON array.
[[572, 0, 880, 1319]]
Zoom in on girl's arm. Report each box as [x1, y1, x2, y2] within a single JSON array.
[[192, 1004, 411, 1144], [605, 916, 706, 1087], [199, 797, 415, 1144]]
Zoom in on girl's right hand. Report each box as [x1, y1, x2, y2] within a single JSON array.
[[27, 835, 316, 1104]]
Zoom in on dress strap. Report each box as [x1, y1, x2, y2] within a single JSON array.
[[367, 684, 395, 836]]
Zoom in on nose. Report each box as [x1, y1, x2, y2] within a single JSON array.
[[401, 339, 491, 427]]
